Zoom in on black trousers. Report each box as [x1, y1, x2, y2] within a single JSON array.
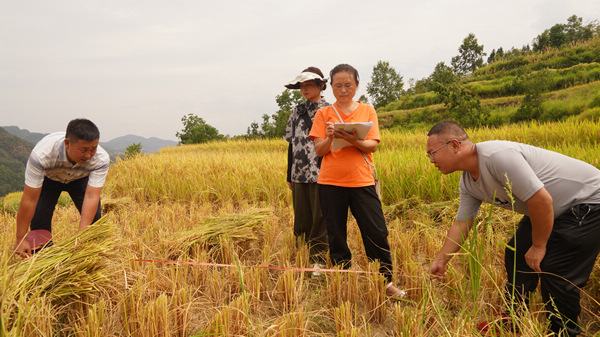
[[318, 184, 393, 282], [505, 204, 600, 336], [291, 182, 328, 263], [30, 176, 102, 232]]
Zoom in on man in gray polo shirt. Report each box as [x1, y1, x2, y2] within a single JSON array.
[[427, 120, 600, 336], [14, 118, 110, 258]]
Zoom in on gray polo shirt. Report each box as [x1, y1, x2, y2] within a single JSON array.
[[456, 140, 600, 221]]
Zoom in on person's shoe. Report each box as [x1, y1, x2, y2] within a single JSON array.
[[385, 282, 407, 299], [312, 263, 324, 277], [477, 313, 521, 335]]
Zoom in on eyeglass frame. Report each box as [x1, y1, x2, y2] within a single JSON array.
[[426, 140, 461, 160]]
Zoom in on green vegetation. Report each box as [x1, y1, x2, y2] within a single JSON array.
[[245, 89, 305, 139], [378, 37, 600, 131], [369, 15, 600, 134], [451, 33, 486, 75], [124, 142, 143, 159], [0, 128, 32, 197], [176, 113, 226, 144], [532, 15, 600, 52], [366, 60, 404, 108]]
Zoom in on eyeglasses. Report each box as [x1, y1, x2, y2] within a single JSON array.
[[333, 83, 355, 91], [426, 140, 452, 160]]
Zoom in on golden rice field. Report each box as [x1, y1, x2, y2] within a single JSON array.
[[1, 118, 600, 336]]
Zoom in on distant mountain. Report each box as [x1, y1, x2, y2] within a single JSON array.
[[1, 126, 177, 154], [2, 126, 46, 144], [102, 134, 178, 154], [0, 127, 33, 197]]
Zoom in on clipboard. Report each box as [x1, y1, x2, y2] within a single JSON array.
[[332, 121, 373, 151]]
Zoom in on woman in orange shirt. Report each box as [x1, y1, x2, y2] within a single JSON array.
[[309, 64, 405, 298]]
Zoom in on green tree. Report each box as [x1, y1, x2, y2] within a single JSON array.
[[407, 62, 456, 94], [176, 113, 224, 144], [433, 83, 488, 128], [510, 71, 550, 123], [533, 15, 598, 51], [246, 89, 304, 139], [487, 47, 508, 64], [366, 60, 404, 108], [487, 49, 496, 64], [533, 30, 551, 51], [451, 33, 486, 75], [549, 24, 568, 48], [124, 142, 142, 159], [407, 77, 430, 95], [511, 90, 543, 123], [246, 122, 261, 139], [429, 62, 457, 86]]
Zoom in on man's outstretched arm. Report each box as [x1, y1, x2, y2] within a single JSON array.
[[15, 185, 42, 258]]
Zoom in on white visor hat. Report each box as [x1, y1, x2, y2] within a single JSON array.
[[284, 71, 328, 89]]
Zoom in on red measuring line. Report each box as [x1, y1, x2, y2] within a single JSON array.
[[134, 258, 377, 274]]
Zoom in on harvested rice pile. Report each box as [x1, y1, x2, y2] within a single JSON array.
[[0, 218, 119, 334]]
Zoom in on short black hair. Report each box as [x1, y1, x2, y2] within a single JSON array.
[[330, 64, 360, 85], [66, 119, 100, 142], [428, 120, 469, 140]]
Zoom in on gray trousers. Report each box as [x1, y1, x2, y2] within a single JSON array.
[[291, 182, 328, 263]]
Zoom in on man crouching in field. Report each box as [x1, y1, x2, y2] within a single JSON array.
[[14, 119, 110, 258], [426, 120, 600, 336]]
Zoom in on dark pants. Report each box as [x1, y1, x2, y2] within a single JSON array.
[[30, 176, 102, 232], [291, 182, 328, 263], [505, 204, 600, 336], [319, 184, 393, 282]]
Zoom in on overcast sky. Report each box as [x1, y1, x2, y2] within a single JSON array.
[[1, 1, 599, 142]]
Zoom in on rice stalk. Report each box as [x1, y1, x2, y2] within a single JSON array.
[[270, 310, 309, 337], [5, 218, 117, 300], [1, 218, 119, 333], [173, 287, 191, 337], [327, 267, 345, 307], [395, 304, 421, 337], [140, 292, 169, 337], [346, 271, 360, 304], [201, 295, 248, 336], [276, 269, 304, 313], [164, 209, 269, 260], [7, 295, 56, 337], [206, 268, 230, 306], [243, 266, 268, 305], [78, 299, 106, 337], [334, 301, 357, 335], [403, 261, 425, 300], [325, 269, 360, 308], [2, 118, 600, 335], [364, 262, 386, 323], [120, 288, 139, 336]]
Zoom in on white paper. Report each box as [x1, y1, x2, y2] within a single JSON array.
[[332, 121, 373, 152]]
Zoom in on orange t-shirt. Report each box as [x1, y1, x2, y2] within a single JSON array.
[[309, 102, 380, 187]]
